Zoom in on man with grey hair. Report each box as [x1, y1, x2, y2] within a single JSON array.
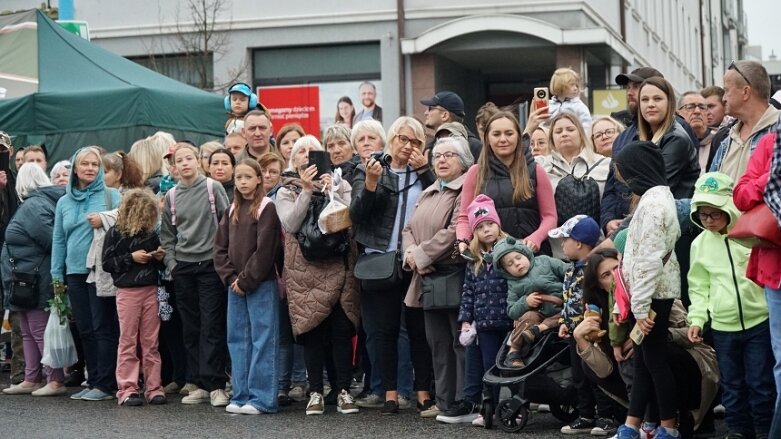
[[353, 81, 382, 125], [710, 60, 780, 180], [677, 91, 716, 174]]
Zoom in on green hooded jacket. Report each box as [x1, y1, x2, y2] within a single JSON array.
[[492, 237, 567, 320], [687, 172, 768, 332]]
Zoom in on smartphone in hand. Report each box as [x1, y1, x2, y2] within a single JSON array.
[[308, 150, 331, 178]]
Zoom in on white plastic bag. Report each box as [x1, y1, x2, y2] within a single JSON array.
[[318, 184, 352, 234], [41, 308, 78, 369]]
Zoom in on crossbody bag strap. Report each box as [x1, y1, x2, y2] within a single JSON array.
[[394, 170, 412, 253]]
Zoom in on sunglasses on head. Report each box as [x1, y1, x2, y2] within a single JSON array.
[[728, 60, 751, 87]]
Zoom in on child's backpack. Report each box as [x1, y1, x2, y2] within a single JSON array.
[[552, 158, 606, 226], [168, 178, 218, 227], [228, 196, 271, 219]]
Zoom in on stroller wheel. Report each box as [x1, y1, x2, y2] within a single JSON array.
[[497, 399, 528, 433], [550, 401, 578, 423], [483, 399, 494, 430]]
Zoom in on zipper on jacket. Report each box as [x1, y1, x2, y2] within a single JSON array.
[[724, 237, 746, 331]]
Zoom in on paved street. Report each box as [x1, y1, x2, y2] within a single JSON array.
[[0, 381, 727, 439]]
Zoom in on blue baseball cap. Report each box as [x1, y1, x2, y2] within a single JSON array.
[[548, 215, 601, 247]]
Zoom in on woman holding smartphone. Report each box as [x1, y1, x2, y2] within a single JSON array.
[[275, 135, 360, 417]]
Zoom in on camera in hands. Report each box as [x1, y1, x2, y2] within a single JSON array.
[[370, 151, 393, 167]]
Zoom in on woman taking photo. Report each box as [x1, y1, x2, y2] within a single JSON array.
[[456, 111, 556, 255], [401, 136, 473, 417], [351, 116, 436, 414], [637, 77, 699, 198], [276, 135, 360, 416], [335, 96, 356, 129], [324, 124, 361, 184], [1, 165, 66, 396], [351, 119, 386, 164], [51, 146, 122, 401], [209, 148, 236, 203]]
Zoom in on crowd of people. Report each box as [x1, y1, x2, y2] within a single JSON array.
[[2, 60, 781, 439]]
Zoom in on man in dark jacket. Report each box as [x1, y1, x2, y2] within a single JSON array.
[[421, 91, 482, 160]]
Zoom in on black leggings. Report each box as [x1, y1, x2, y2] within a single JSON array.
[[405, 305, 433, 393], [628, 299, 676, 421], [299, 303, 356, 394]]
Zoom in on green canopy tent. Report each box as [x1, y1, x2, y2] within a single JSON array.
[[0, 9, 224, 165]]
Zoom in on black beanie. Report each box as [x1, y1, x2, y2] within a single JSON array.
[[614, 140, 667, 196]]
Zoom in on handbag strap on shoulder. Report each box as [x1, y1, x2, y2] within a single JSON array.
[[4, 243, 45, 273]]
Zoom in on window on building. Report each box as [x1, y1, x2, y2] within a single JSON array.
[[129, 53, 214, 90]]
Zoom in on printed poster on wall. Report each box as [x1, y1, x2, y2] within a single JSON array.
[[258, 85, 321, 138], [592, 89, 627, 116]]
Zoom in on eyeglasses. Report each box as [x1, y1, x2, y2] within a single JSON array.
[[397, 135, 422, 147], [592, 128, 617, 141], [728, 60, 751, 87], [432, 151, 459, 161], [678, 103, 707, 112], [698, 211, 724, 221]]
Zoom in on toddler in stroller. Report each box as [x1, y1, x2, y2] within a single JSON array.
[[490, 237, 567, 368]]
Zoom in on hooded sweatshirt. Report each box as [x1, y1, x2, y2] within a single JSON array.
[[615, 141, 681, 320], [51, 148, 122, 281], [491, 237, 567, 320], [160, 175, 229, 272], [712, 105, 780, 180], [687, 172, 767, 332]]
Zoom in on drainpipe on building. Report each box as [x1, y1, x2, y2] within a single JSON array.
[[699, 0, 707, 86], [397, 0, 407, 115], [619, 0, 626, 42]]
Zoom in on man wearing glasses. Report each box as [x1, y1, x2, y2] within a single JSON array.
[[709, 60, 780, 180], [677, 92, 717, 174]]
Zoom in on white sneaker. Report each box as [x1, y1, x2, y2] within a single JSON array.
[[355, 393, 383, 408], [225, 403, 243, 414], [337, 389, 359, 414], [306, 392, 325, 415], [288, 385, 306, 401], [240, 404, 261, 415], [181, 388, 210, 404], [398, 395, 412, 410], [179, 383, 199, 396], [210, 389, 230, 407], [472, 414, 485, 427]]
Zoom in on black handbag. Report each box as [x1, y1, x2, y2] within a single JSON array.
[[420, 264, 466, 310], [6, 245, 43, 310], [296, 192, 350, 261]]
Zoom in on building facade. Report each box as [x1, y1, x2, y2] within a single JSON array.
[[5, 0, 748, 130]]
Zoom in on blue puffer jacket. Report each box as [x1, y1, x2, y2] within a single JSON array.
[[457, 260, 512, 332], [2, 185, 65, 310], [51, 148, 122, 281]]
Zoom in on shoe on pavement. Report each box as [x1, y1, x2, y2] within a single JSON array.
[[418, 399, 439, 418], [148, 395, 167, 405], [561, 417, 596, 434], [472, 414, 485, 427], [121, 393, 144, 406], [381, 399, 399, 415], [70, 388, 91, 400], [398, 395, 411, 410], [652, 428, 679, 439], [31, 382, 67, 397], [3, 382, 43, 395], [81, 388, 115, 401], [240, 404, 262, 415], [436, 400, 479, 424], [225, 403, 243, 414], [306, 392, 325, 415], [179, 383, 198, 396], [355, 393, 384, 408], [336, 389, 359, 414], [592, 418, 618, 436], [278, 392, 293, 406], [162, 382, 181, 394], [288, 385, 306, 401], [181, 388, 210, 404], [210, 389, 230, 407], [616, 424, 641, 439]]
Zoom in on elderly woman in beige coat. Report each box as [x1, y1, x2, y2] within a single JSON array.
[[401, 136, 474, 416], [275, 135, 360, 416]]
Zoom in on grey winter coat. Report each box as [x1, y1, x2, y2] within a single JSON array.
[[2, 185, 65, 310]]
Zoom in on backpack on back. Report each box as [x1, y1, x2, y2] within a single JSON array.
[[552, 158, 606, 226], [168, 178, 218, 227]]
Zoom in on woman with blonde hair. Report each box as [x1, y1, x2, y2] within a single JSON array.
[[590, 116, 625, 158], [129, 135, 170, 193], [199, 141, 223, 177]]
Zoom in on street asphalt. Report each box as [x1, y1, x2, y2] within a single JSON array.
[[0, 379, 727, 438]]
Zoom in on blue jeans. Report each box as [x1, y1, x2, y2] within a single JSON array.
[[463, 344, 484, 404], [277, 298, 306, 391], [227, 281, 279, 412], [363, 300, 413, 397], [712, 320, 775, 435], [765, 287, 781, 437], [477, 329, 507, 403], [66, 274, 119, 393]]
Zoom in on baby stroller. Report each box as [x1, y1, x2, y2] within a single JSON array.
[[481, 331, 578, 432]]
